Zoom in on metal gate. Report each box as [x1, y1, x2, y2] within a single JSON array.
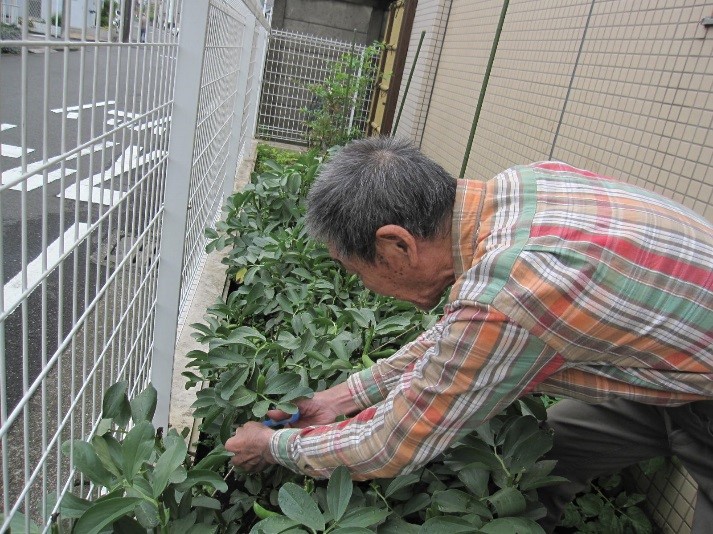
[[257, 28, 376, 145]]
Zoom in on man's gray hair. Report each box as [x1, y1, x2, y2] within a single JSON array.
[[306, 136, 457, 262]]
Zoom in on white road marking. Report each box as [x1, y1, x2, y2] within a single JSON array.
[[2, 223, 90, 314], [51, 101, 116, 120], [1, 143, 112, 191], [2, 165, 77, 191], [1, 123, 16, 131], [61, 146, 164, 206], [1, 145, 35, 158]]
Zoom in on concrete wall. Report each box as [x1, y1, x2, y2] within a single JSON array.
[[396, 0, 713, 224], [271, 0, 388, 44]]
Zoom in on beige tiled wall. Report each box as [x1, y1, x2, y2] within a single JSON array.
[[397, 0, 713, 222], [394, 1, 713, 532], [630, 459, 697, 533], [392, 0, 451, 141]]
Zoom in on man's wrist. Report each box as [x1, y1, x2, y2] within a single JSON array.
[[316, 380, 361, 415]]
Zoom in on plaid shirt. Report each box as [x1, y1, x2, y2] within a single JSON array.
[[270, 162, 713, 480]]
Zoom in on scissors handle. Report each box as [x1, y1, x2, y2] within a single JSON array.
[[262, 410, 300, 428]]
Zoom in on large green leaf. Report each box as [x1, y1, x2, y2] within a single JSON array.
[[500, 416, 539, 456], [488, 487, 527, 517], [58, 491, 92, 519], [102, 381, 131, 427], [418, 517, 479, 533], [152, 431, 188, 497], [508, 431, 554, 473], [193, 446, 233, 470], [61, 440, 115, 488], [176, 469, 228, 493], [91, 435, 123, 478], [249, 515, 301, 534], [478, 517, 545, 533], [338, 507, 390, 528], [433, 489, 485, 515], [518, 396, 548, 421], [72, 497, 141, 534], [326, 466, 352, 522], [134, 499, 160, 529], [280, 386, 314, 403], [130, 384, 158, 422], [448, 440, 502, 471], [122, 421, 156, 480], [278, 482, 325, 531], [457, 464, 491, 499], [384, 473, 420, 498], [374, 316, 412, 335], [229, 386, 258, 407], [401, 493, 431, 516], [218, 367, 251, 400], [264, 373, 301, 395]]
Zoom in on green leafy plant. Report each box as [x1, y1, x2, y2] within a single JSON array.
[[254, 143, 301, 175], [302, 43, 383, 150], [1, 23, 21, 54], [56, 382, 235, 533], [561, 473, 652, 534]]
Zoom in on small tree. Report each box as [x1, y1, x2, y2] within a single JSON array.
[[303, 41, 383, 150]]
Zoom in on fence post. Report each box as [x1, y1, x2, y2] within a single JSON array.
[[222, 6, 258, 198], [151, 1, 210, 430], [246, 22, 270, 150]]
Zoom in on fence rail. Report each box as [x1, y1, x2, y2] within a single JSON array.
[[0, 0, 268, 530]]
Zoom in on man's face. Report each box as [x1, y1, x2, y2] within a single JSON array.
[[329, 246, 440, 310]]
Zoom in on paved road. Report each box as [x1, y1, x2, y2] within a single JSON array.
[[0, 44, 159, 409]]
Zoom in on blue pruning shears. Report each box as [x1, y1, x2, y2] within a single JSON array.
[[262, 410, 300, 428]]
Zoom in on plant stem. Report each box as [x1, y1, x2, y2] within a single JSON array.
[[370, 482, 393, 512], [492, 446, 511, 478]]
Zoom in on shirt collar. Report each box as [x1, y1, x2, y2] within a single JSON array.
[[451, 179, 485, 279]]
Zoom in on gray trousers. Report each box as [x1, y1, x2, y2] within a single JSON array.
[[538, 398, 713, 533]]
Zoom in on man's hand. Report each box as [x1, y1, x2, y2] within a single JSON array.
[[265, 381, 361, 428], [225, 422, 276, 472], [226, 382, 362, 472]]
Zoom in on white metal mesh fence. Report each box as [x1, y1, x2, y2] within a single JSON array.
[[0, 0, 268, 530], [257, 28, 374, 145]]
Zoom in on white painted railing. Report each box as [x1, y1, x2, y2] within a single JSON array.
[[0, 0, 268, 530]]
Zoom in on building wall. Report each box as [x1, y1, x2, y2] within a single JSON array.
[[271, 0, 388, 44], [393, 2, 712, 531], [397, 0, 713, 222], [391, 0, 451, 140]]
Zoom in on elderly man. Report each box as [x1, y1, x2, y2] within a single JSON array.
[[225, 137, 713, 531]]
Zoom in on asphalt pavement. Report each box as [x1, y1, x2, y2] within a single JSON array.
[[0, 43, 151, 408]]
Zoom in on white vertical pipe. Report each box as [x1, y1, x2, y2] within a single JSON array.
[[222, 6, 256, 199], [151, 0, 210, 429]]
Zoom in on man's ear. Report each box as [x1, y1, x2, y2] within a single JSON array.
[[375, 225, 418, 264]]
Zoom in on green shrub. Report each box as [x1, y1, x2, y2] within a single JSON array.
[[0, 23, 21, 54], [303, 42, 383, 150], [254, 143, 301, 175]]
